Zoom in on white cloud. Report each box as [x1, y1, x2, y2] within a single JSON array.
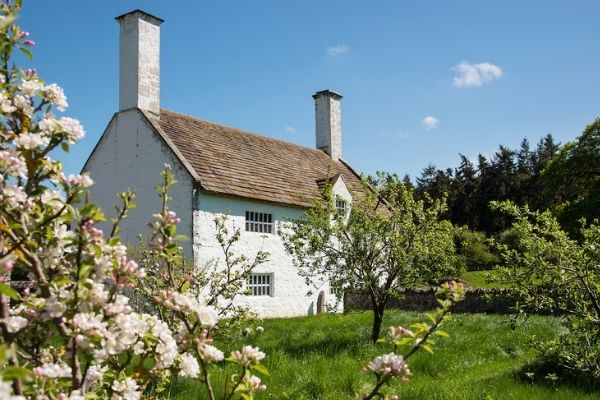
[[284, 126, 297, 134], [326, 44, 350, 57], [452, 61, 503, 88], [422, 115, 439, 130]]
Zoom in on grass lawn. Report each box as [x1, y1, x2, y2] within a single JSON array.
[[460, 270, 502, 289], [165, 311, 597, 400]]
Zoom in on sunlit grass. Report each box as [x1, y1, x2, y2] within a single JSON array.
[[460, 269, 502, 289], [165, 311, 597, 399]]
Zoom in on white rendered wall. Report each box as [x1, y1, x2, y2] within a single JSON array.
[[193, 193, 343, 318], [84, 109, 194, 258]]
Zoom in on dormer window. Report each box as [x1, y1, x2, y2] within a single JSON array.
[[335, 198, 347, 216], [245, 211, 273, 234]]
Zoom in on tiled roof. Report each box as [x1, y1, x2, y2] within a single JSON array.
[[144, 109, 363, 208]]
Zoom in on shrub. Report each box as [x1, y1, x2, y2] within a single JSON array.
[[492, 200, 600, 379]]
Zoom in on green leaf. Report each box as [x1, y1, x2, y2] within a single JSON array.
[[2, 366, 32, 380], [434, 330, 450, 338], [421, 344, 434, 354], [251, 363, 270, 376], [165, 224, 176, 237], [20, 46, 33, 60], [0, 283, 21, 300], [426, 313, 437, 324], [181, 281, 190, 293]]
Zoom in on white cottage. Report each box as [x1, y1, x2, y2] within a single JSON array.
[[83, 10, 364, 318]]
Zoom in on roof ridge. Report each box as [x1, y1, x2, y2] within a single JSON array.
[[160, 108, 332, 157]]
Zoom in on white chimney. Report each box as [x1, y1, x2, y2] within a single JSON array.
[[116, 10, 163, 114], [313, 90, 342, 160]]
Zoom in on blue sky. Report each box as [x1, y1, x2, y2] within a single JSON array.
[[18, 1, 600, 179]]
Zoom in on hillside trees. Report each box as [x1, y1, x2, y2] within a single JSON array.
[[281, 173, 460, 342], [414, 134, 561, 236], [542, 119, 600, 236]]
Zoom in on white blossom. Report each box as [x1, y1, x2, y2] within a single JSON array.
[[0, 96, 16, 113], [111, 378, 140, 400], [0, 379, 25, 400], [58, 116, 85, 142], [13, 94, 33, 116], [45, 296, 67, 318], [44, 83, 68, 111], [14, 132, 50, 149], [231, 345, 265, 366], [84, 364, 107, 387], [5, 316, 27, 333], [33, 361, 71, 378], [245, 375, 267, 392], [63, 173, 94, 188], [199, 344, 224, 363], [0, 149, 27, 177], [18, 79, 43, 96], [178, 352, 200, 378], [366, 353, 410, 379], [0, 184, 29, 210], [72, 312, 107, 336]]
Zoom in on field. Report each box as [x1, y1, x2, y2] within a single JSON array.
[[165, 310, 597, 400]]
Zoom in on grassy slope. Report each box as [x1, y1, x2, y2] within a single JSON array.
[[166, 311, 596, 400], [460, 270, 502, 289]]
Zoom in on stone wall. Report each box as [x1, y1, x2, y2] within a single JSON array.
[[344, 288, 523, 314]]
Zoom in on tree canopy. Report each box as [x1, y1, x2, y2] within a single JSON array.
[[281, 173, 460, 342]]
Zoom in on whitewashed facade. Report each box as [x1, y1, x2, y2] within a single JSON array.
[[84, 10, 360, 317]]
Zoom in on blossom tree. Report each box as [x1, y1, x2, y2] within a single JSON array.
[[281, 173, 460, 342], [132, 166, 269, 340], [0, 2, 267, 399]]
